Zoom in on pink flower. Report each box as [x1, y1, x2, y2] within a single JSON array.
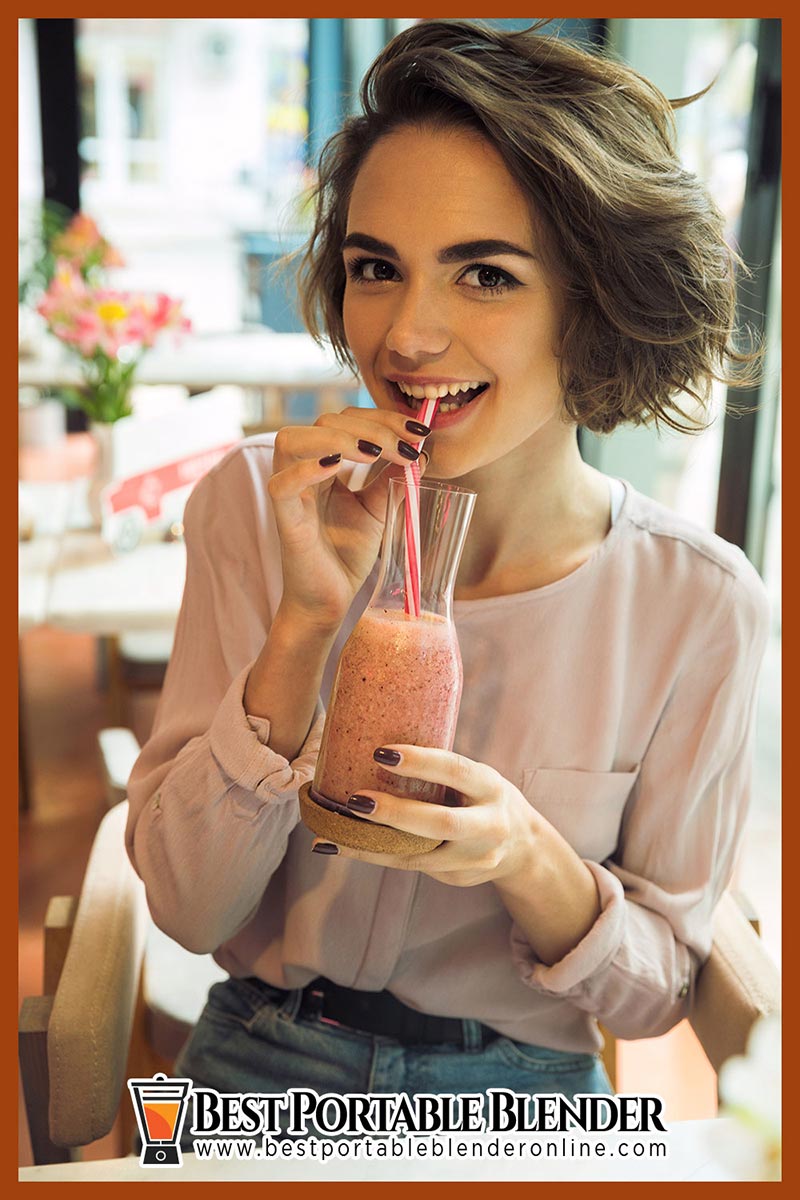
[[37, 269, 191, 363]]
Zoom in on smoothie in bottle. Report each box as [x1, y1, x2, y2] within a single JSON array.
[[302, 476, 476, 853], [314, 606, 462, 808]]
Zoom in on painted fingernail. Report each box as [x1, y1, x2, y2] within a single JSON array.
[[357, 439, 382, 457], [405, 420, 432, 437], [347, 794, 376, 815], [312, 841, 339, 855], [319, 453, 342, 467], [373, 747, 401, 766], [398, 441, 420, 461]]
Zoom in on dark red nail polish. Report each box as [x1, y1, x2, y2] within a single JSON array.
[[398, 441, 420, 461], [357, 439, 382, 457], [312, 841, 339, 854], [405, 420, 432, 437], [347, 794, 376, 814], [319, 453, 342, 467], [373, 747, 401, 766]]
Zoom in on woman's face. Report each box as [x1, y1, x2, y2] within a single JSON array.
[[342, 124, 567, 478]]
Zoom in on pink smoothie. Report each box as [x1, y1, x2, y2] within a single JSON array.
[[313, 607, 463, 808]]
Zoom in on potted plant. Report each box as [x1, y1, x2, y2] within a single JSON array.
[[37, 262, 190, 424], [19, 207, 128, 446], [35, 260, 191, 522]]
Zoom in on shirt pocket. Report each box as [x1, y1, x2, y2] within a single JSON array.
[[520, 766, 640, 864]]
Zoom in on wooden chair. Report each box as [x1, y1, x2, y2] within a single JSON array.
[[19, 800, 781, 1164], [99, 632, 173, 729], [18, 801, 225, 1164]]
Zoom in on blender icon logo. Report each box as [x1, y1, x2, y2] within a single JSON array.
[[127, 1072, 192, 1167]]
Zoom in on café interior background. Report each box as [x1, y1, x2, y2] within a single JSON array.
[[18, 16, 780, 1160]]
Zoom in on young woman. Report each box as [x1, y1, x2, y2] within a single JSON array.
[[126, 20, 769, 1104]]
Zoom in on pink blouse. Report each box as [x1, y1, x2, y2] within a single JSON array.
[[126, 435, 769, 1052]]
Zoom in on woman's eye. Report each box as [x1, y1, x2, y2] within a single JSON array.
[[460, 264, 519, 294], [347, 257, 399, 283]]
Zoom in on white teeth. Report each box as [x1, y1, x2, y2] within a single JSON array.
[[395, 380, 487, 411], [396, 382, 427, 399], [445, 381, 481, 396], [397, 380, 481, 397]]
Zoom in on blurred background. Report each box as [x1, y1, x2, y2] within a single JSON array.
[[18, 17, 781, 1166]]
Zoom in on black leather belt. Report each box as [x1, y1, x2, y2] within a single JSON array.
[[253, 976, 495, 1048]]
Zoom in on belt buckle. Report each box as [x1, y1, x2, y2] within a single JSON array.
[[307, 982, 345, 1029], [305, 985, 325, 1018]]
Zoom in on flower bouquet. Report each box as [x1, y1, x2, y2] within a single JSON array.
[[37, 260, 191, 424]]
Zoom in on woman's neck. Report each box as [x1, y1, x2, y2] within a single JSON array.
[[451, 424, 612, 599]]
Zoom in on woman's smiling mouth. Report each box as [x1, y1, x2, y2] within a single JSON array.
[[389, 379, 490, 415]]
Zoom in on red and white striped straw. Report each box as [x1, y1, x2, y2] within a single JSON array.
[[403, 395, 440, 617]]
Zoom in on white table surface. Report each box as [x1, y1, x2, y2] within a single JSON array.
[[19, 329, 357, 391], [18, 1119, 741, 1182], [45, 531, 185, 636], [19, 479, 185, 638], [18, 536, 61, 634]]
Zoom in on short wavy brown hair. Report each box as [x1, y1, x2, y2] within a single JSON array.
[[299, 19, 758, 433]]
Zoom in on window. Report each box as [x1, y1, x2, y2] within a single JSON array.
[[75, 19, 310, 333], [583, 18, 763, 531]]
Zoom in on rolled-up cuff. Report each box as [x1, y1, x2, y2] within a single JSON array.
[[208, 663, 324, 800], [510, 860, 626, 997]]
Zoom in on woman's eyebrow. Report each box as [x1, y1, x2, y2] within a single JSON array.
[[342, 233, 535, 262], [341, 233, 398, 258], [438, 239, 535, 262]]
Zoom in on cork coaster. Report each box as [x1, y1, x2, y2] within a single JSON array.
[[298, 782, 440, 856]]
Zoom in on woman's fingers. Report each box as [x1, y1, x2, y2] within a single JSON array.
[[342, 787, 479, 842], [267, 452, 343, 503], [372, 744, 502, 803], [273, 415, 425, 473], [317, 406, 433, 444], [323, 746, 502, 843], [309, 749, 528, 887], [311, 837, 455, 874]]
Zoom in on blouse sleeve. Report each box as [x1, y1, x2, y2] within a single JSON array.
[[510, 558, 771, 1038], [125, 443, 322, 955]]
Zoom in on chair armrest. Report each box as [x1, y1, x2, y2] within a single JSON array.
[[690, 891, 781, 1074], [47, 801, 149, 1148], [96, 728, 141, 808]]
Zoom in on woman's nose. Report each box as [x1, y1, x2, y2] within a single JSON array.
[[384, 286, 451, 361]]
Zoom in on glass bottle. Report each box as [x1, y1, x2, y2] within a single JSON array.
[[302, 477, 476, 853]]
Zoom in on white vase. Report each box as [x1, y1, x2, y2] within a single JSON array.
[[88, 421, 116, 528]]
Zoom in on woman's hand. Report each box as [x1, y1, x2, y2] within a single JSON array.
[[244, 407, 429, 755], [268, 407, 429, 633], [311, 744, 602, 965], [312, 744, 539, 886]]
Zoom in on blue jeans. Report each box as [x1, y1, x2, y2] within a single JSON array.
[[175, 977, 612, 1116]]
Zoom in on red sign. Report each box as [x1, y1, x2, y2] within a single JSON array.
[[103, 443, 237, 521]]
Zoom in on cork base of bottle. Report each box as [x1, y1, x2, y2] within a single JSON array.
[[298, 781, 441, 856]]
